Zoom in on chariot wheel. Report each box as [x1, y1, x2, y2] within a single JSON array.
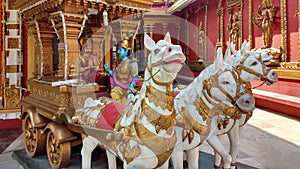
[[46, 130, 71, 169], [23, 114, 46, 157]]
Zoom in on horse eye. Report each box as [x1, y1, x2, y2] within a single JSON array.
[[154, 49, 160, 55], [222, 81, 230, 85], [251, 61, 258, 66]]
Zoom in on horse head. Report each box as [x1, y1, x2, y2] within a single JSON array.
[[226, 41, 278, 85], [144, 32, 186, 84], [205, 47, 255, 114]]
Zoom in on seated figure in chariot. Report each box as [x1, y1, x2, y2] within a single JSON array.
[[104, 37, 138, 104]]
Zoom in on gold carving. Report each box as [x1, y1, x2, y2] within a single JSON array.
[[5, 85, 20, 108], [228, 12, 241, 47], [281, 0, 287, 62], [135, 123, 176, 168], [145, 85, 174, 112], [7, 38, 19, 49], [227, 0, 242, 7], [253, 47, 282, 66], [253, 0, 276, 48], [226, 0, 243, 49], [7, 24, 19, 29], [217, 0, 224, 48], [141, 99, 175, 135], [249, 0, 253, 48]]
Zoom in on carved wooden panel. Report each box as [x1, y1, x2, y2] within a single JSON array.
[[7, 38, 19, 49], [5, 85, 20, 108]]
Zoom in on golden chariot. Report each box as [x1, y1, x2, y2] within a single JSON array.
[[10, 0, 153, 168]]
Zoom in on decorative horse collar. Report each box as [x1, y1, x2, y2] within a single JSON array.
[[145, 66, 173, 94]]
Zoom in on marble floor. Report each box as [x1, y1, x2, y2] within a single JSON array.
[[0, 107, 299, 169]]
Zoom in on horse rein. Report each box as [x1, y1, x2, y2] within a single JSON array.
[[144, 46, 175, 93], [203, 69, 247, 107], [233, 53, 271, 87]]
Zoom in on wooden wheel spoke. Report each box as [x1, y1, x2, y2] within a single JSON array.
[[23, 115, 46, 157], [46, 130, 71, 169]]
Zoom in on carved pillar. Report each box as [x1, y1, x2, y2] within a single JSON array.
[[204, 2, 208, 63], [217, 0, 224, 48], [144, 23, 154, 58], [237, 2, 243, 49], [3, 6, 22, 111], [162, 23, 168, 35], [0, 0, 3, 105], [36, 14, 55, 76], [184, 11, 189, 59], [249, 0, 253, 49], [50, 11, 84, 80], [26, 20, 42, 78], [175, 22, 181, 45], [281, 0, 287, 62]]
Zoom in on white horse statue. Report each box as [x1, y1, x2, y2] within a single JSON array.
[[80, 32, 186, 169], [171, 47, 256, 169], [211, 41, 278, 169]]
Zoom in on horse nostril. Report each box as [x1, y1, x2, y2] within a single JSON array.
[[168, 47, 172, 52]]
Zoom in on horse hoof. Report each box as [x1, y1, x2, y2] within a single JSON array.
[[214, 164, 221, 169], [183, 160, 188, 169]]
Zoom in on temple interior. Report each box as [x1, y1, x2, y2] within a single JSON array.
[[0, 0, 299, 169]]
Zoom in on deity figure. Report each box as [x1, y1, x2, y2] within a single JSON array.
[[79, 39, 100, 84], [104, 38, 138, 104], [198, 21, 205, 62], [228, 12, 240, 47], [254, 0, 276, 48]]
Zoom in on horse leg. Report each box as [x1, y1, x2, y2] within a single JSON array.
[[106, 150, 117, 169], [171, 147, 184, 169], [207, 135, 232, 169], [157, 159, 169, 169], [214, 134, 227, 168], [228, 124, 241, 169], [81, 136, 99, 169], [187, 146, 200, 169], [229, 124, 240, 169]]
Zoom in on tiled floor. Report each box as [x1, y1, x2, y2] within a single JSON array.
[[0, 108, 300, 169], [0, 128, 22, 154]]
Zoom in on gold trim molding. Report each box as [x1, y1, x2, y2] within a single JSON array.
[[248, 0, 253, 48], [281, 0, 287, 62], [227, 0, 242, 7], [216, 0, 224, 48]]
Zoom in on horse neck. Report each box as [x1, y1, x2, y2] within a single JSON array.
[[176, 65, 226, 125], [141, 69, 174, 114], [131, 68, 176, 138]]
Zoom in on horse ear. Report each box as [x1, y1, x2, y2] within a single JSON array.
[[144, 33, 155, 50], [164, 32, 171, 43], [224, 46, 232, 65], [215, 47, 223, 70], [246, 41, 250, 51], [241, 40, 249, 56]]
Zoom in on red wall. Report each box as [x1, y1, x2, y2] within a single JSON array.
[[251, 79, 300, 98], [173, 0, 300, 118]]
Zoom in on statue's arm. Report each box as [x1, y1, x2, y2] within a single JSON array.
[[104, 62, 113, 76]]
